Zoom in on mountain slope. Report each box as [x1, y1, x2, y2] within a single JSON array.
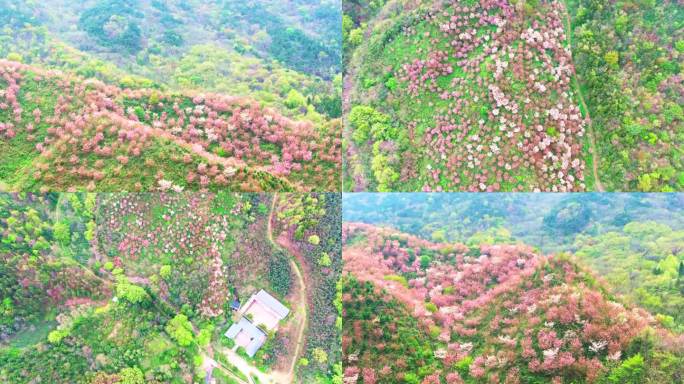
[[0, 0, 343, 192], [345, 0, 590, 192], [343, 0, 683, 192], [342, 223, 684, 383], [0, 60, 340, 191], [0, 0, 342, 120]]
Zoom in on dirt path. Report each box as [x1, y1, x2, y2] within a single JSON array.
[[214, 348, 271, 384], [560, 1, 605, 191], [202, 351, 255, 384], [205, 195, 308, 384], [53, 193, 65, 222], [266, 195, 308, 384]]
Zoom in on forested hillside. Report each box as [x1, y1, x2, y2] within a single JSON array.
[[343, 0, 683, 192], [343, 193, 684, 334], [0, 0, 342, 192], [0, 192, 342, 383], [342, 223, 684, 383], [568, 0, 683, 192], [343, 193, 684, 249]]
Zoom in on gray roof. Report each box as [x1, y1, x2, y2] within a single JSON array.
[[224, 318, 267, 357], [254, 290, 290, 319]]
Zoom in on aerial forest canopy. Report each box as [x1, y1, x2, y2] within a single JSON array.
[[0, 192, 343, 384], [342, 193, 684, 383], [343, 0, 683, 192], [0, 0, 342, 192]]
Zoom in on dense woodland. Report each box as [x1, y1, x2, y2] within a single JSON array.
[[343, 0, 683, 192], [0, 0, 342, 192], [275, 193, 344, 383], [343, 193, 684, 248], [342, 219, 684, 383], [0, 192, 342, 383], [568, 0, 683, 191], [343, 193, 684, 331]]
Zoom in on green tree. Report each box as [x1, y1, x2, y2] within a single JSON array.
[[197, 325, 214, 347], [349, 105, 390, 144], [116, 279, 148, 304], [342, 15, 354, 38], [425, 302, 437, 313], [678, 261, 684, 294], [166, 314, 194, 347], [674, 40, 684, 53], [285, 89, 307, 109], [47, 329, 70, 344], [637, 174, 654, 192], [159, 265, 171, 280], [6, 52, 22, 63], [85, 221, 96, 241], [420, 255, 432, 269], [348, 28, 364, 47], [607, 354, 645, 383], [319, 252, 332, 267], [308, 235, 320, 245], [53, 222, 71, 245], [149, 90, 160, 105], [431, 230, 446, 243], [118, 367, 145, 384], [312, 347, 328, 364], [605, 51, 619, 68], [615, 15, 630, 35], [370, 151, 399, 192], [84, 194, 96, 217], [404, 373, 419, 384], [385, 76, 398, 91], [0, 297, 13, 323]]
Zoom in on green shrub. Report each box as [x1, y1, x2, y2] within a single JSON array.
[[607, 354, 645, 383], [308, 235, 320, 245]]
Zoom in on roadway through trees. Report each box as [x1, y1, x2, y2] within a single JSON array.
[[203, 194, 309, 384], [560, 0, 605, 192]]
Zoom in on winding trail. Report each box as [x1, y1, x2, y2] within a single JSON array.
[[560, 0, 605, 191], [204, 195, 308, 384], [267, 194, 309, 384]]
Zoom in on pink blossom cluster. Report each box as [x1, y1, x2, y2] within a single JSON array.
[[0, 60, 340, 191], [0, 62, 23, 138], [343, 223, 662, 382], [387, 1, 587, 191], [95, 194, 248, 316]]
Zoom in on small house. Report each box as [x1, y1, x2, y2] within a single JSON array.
[[224, 290, 289, 357], [224, 318, 267, 357], [242, 289, 290, 330]]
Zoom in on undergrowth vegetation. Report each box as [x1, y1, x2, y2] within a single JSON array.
[[0, 192, 341, 383], [344, 0, 682, 192]]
